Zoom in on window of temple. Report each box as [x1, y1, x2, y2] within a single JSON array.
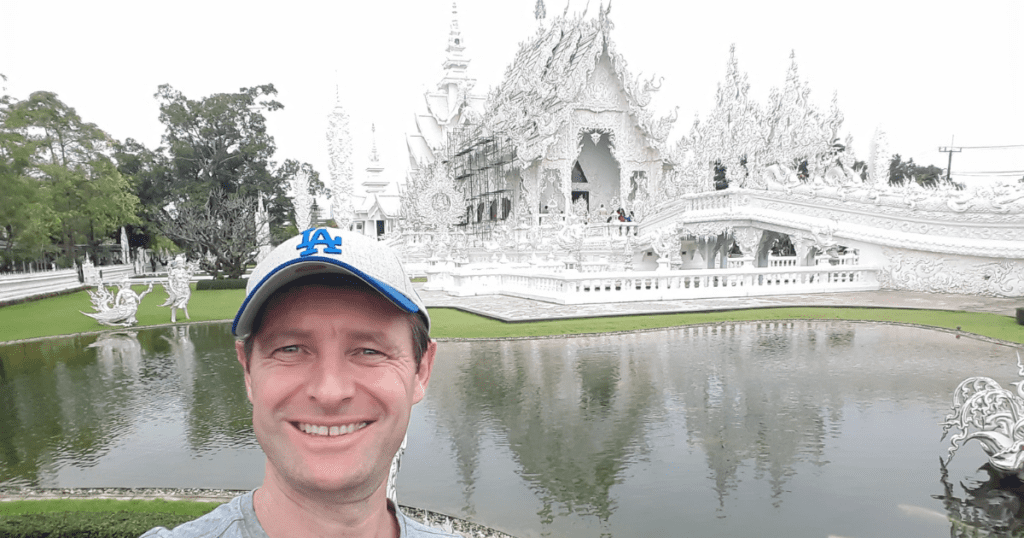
[[489, 201, 498, 221], [629, 171, 646, 201], [501, 198, 512, 220], [476, 203, 484, 223], [571, 161, 588, 183]]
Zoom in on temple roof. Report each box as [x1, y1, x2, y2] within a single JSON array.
[[482, 5, 674, 166]]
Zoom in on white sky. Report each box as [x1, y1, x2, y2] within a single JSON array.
[[2, 0, 1022, 189]]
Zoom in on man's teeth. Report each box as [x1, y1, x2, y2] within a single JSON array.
[[298, 422, 368, 436]]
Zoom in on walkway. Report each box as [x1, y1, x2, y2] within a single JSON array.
[[417, 286, 1022, 322]]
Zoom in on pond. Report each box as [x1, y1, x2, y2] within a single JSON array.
[[0, 321, 1020, 537]]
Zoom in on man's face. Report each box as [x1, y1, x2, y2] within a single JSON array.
[[236, 285, 435, 500]]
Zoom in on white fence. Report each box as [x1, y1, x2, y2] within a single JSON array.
[[0, 269, 82, 303], [0, 264, 138, 303], [428, 264, 879, 305]]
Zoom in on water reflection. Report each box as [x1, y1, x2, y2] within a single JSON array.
[[1, 321, 1021, 537], [937, 460, 1024, 536], [0, 324, 258, 488]]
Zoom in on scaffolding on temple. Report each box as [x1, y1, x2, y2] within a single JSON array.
[[447, 126, 518, 241]]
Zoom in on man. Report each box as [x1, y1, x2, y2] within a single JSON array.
[[143, 227, 456, 538]]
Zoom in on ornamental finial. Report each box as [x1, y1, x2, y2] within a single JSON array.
[[369, 123, 379, 163], [535, 0, 546, 21]]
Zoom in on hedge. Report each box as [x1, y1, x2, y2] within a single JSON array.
[[196, 278, 247, 291], [0, 511, 197, 538]]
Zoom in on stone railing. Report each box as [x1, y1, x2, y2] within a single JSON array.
[[0, 268, 83, 303], [767, 255, 799, 267], [430, 264, 879, 305], [0, 264, 142, 303], [815, 253, 860, 266], [584, 221, 639, 237]]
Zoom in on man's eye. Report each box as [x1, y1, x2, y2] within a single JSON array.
[[278, 345, 301, 353], [360, 348, 383, 356]]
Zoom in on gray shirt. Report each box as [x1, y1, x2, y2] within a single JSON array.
[[140, 490, 459, 538]]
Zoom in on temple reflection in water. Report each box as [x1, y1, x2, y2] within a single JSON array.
[[0, 322, 1017, 537]]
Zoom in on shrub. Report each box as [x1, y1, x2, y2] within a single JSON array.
[[196, 278, 247, 291], [0, 511, 197, 538]]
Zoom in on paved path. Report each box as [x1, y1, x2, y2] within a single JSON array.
[[417, 286, 1022, 322]]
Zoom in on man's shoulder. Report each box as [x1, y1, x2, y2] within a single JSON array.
[[396, 507, 462, 538], [139, 492, 262, 538]]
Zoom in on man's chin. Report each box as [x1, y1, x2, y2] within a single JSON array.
[[283, 467, 389, 501]]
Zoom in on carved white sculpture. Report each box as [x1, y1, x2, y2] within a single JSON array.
[[81, 280, 154, 327], [327, 91, 355, 228], [292, 168, 313, 231], [159, 254, 199, 323], [942, 353, 1024, 474]]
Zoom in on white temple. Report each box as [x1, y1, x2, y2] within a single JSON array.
[[349, 125, 402, 239], [394, 3, 1024, 302]]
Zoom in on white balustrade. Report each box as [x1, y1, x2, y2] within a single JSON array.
[[431, 264, 879, 304], [0, 268, 83, 302], [767, 255, 799, 267]]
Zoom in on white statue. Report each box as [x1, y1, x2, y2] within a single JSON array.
[[81, 280, 154, 327], [942, 352, 1024, 475], [159, 254, 199, 323]]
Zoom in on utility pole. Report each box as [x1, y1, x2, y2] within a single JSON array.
[[938, 136, 962, 182]]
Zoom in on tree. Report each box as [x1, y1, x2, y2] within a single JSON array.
[[154, 84, 322, 261], [889, 154, 959, 189], [5, 91, 139, 266], [158, 188, 264, 279], [0, 76, 54, 269]]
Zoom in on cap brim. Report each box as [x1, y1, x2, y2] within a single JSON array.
[[232, 255, 421, 338]]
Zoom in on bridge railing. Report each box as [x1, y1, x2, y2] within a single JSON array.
[[430, 264, 879, 305]]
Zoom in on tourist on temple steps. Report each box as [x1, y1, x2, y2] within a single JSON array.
[[142, 227, 455, 538]]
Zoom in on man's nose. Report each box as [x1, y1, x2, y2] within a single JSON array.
[[307, 356, 357, 406]]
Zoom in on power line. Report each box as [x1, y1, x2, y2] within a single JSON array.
[[955, 144, 1024, 150]]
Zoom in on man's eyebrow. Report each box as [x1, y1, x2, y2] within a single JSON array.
[[258, 329, 315, 344]]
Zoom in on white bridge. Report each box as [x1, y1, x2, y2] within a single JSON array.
[[416, 179, 1024, 304]]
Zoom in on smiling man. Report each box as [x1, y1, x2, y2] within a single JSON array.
[[142, 228, 456, 538]]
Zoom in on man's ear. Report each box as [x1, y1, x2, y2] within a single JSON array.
[[412, 340, 437, 404], [235, 340, 254, 403]]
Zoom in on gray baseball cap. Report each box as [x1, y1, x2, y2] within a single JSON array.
[[232, 227, 428, 338]]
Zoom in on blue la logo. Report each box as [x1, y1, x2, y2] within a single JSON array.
[[296, 228, 343, 257]]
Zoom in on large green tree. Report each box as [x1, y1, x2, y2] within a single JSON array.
[[2, 90, 139, 267], [153, 84, 322, 277], [0, 75, 54, 269]]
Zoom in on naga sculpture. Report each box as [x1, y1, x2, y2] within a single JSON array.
[[159, 254, 199, 323], [942, 352, 1024, 475], [81, 280, 154, 328]]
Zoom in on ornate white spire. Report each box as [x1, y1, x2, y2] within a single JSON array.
[[440, 2, 472, 89], [369, 123, 379, 163], [326, 96, 354, 227]]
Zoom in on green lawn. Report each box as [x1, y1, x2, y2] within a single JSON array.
[[0, 285, 244, 342], [2, 286, 1023, 344], [0, 498, 219, 517]]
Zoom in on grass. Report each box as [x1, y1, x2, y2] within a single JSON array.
[[1, 286, 1023, 345], [429, 306, 1024, 344], [0, 499, 219, 517], [0, 285, 244, 342]]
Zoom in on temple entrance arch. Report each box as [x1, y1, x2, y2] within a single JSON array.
[[571, 129, 621, 213]]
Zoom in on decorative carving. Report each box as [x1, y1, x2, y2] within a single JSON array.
[[942, 353, 1024, 474], [732, 227, 763, 258], [291, 168, 313, 231], [326, 98, 354, 227], [878, 250, 1024, 297], [159, 254, 199, 323], [81, 280, 154, 327]]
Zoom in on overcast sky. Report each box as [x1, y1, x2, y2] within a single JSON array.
[[3, 0, 1021, 189]]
